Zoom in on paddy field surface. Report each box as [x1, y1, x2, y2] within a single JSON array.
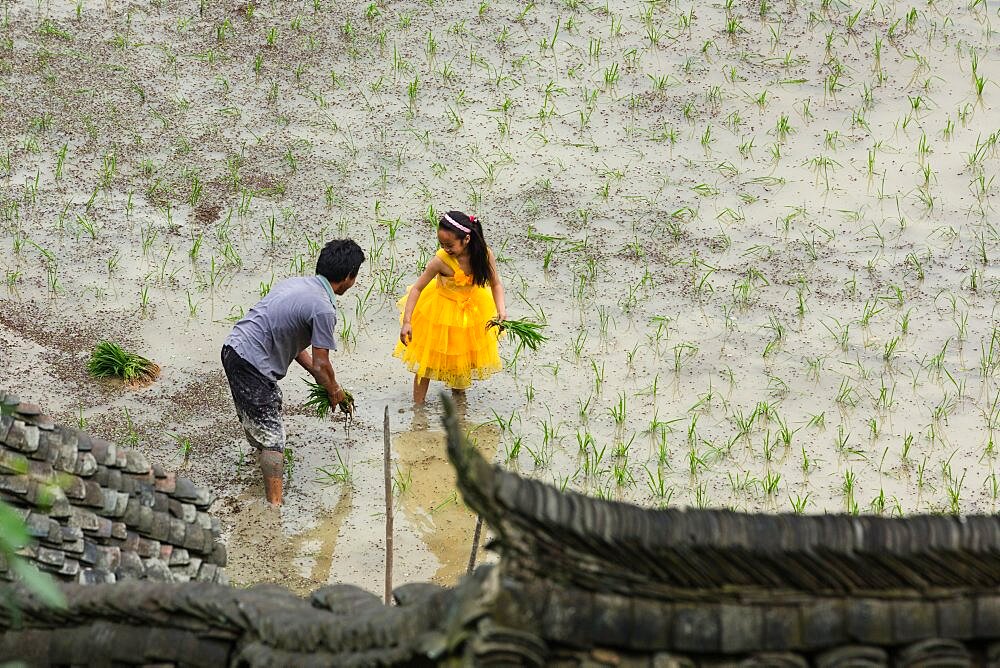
[[2, 0, 1000, 593]]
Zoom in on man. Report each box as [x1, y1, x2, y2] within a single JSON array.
[[222, 239, 364, 506]]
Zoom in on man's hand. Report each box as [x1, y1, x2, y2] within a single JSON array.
[[327, 384, 347, 406], [309, 347, 350, 418], [329, 385, 354, 417]]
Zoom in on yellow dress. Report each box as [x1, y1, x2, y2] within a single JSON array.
[[394, 249, 501, 389]]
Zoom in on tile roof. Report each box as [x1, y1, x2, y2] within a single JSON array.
[[0, 392, 226, 585]]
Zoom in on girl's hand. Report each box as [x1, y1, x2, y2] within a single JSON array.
[[496, 310, 507, 322], [400, 323, 413, 345]]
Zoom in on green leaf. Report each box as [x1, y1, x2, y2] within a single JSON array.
[[11, 559, 65, 608], [0, 504, 28, 551]]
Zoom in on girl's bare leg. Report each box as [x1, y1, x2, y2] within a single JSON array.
[[413, 375, 431, 404], [450, 388, 468, 416], [411, 404, 429, 431]]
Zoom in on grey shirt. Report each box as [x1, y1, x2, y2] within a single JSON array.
[[225, 276, 337, 381]]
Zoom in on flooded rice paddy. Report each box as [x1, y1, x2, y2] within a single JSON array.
[[1, 0, 1000, 593]]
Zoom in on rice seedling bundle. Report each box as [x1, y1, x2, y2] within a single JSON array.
[[304, 379, 355, 416], [86, 341, 160, 385], [487, 318, 548, 351]]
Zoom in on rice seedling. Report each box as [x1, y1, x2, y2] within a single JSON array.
[[539, 414, 562, 449], [487, 317, 547, 352], [73, 214, 97, 241], [842, 469, 857, 510], [914, 455, 932, 489], [789, 492, 810, 514], [946, 468, 967, 514], [339, 318, 358, 348], [609, 392, 627, 428], [4, 269, 21, 292], [570, 330, 588, 359], [800, 443, 813, 473], [672, 342, 698, 372], [122, 407, 140, 448], [87, 342, 160, 385], [169, 433, 194, 466], [185, 290, 200, 317], [859, 299, 884, 327], [612, 460, 636, 488], [391, 465, 413, 496], [898, 431, 915, 463], [772, 113, 794, 142], [43, 261, 60, 293], [762, 471, 781, 495], [986, 471, 999, 504], [776, 417, 794, 449], [303, 379, 355, 418], [687, 445, 707, 476], [831, 416, 852, 450], [523, 440, 552, 469], [644, 465, 672, 505], [315, 449, 352, 485], [693, 483, 710, 509], [500, 434, 524, 466]]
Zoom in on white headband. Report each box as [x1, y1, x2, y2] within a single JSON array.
[[442, 213, 471, 234]]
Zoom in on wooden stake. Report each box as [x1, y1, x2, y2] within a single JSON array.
[[383, 405, 393, 605], [467, 515, 484, 575]]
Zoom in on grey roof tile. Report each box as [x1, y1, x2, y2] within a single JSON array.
[[0, 396, 226, 585]]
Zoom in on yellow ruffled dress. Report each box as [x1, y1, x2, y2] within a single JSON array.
[[394, 249, 501, 389]]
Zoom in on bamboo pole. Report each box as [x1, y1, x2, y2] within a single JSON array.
[[383, 405, 393, 605]]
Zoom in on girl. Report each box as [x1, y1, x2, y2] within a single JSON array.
[[395, 210, 506, 404]]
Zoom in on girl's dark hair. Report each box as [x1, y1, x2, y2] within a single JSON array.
[[317, 239, 365, 282], [440, 211, 493, 286]]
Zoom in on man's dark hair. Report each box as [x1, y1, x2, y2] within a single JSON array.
[[316, 239, 365, 282]]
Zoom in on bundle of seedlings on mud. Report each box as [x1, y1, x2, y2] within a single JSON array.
[[303, 379, 355, 421], [487, 317, 548, 351], [86, 341, 160, 385]]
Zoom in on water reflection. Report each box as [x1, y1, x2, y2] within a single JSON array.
[[289, 485, 354, 584], [394, 405, 498, 584]]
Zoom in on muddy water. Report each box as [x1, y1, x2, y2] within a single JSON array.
[[218, 405, 497, 593], [393, 417, 498, 583], [2, 1, 1000, 595]]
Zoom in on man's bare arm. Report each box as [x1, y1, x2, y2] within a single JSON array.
[[294, 349, 313, 370], [307, 347, 347, 409]]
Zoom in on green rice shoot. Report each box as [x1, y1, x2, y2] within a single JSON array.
[[86, 341, 160, 385], [487, 317, 548, 352], [304, 379, 355, 417]]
